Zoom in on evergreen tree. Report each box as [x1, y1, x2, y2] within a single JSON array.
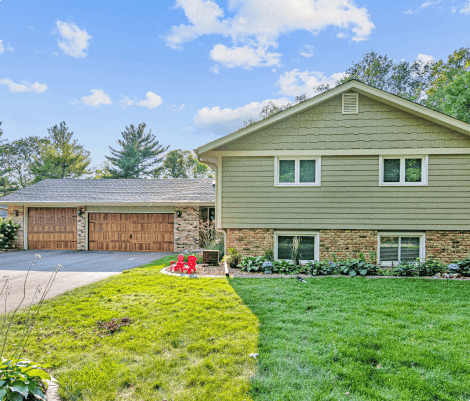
[[30, 122, 91, 182], [106, 123, 169, 179]]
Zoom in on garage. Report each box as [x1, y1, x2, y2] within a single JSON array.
[[28, 207, 77, 250], [88, 213, 174, 252]]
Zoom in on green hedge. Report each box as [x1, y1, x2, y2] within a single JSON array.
[[0, 217, 20, 251]]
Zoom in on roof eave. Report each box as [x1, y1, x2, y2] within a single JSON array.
[[0, 201, 215, 207]]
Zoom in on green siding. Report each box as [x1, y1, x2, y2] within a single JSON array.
[[221, 155, 470, 230], [216, 93, 470, 151]]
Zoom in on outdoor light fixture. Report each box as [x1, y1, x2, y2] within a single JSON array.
[[13, 210, 18, 216], [77, 209, 82, 216], [176, 211, 182, 217]]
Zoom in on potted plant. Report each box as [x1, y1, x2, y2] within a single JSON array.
[[223, 247, 241, 268]]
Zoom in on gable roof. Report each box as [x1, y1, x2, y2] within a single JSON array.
[[196, 80, 470, 155], [0, 179, 215, 206]]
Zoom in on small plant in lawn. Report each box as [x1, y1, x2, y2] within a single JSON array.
[[0, 255, 61, 400], [0, 217, 20, 251]]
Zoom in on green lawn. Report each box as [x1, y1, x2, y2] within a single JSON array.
[[6, 255, 258, 401], [229, 277, 470, 401]]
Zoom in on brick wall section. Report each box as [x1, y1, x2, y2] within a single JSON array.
[[7, 206, 25, 250], [425, 231, 470, 263], [320, 229, 378, 261], [226, 228, 274, 256], [174, 207, 200, 252], [77, 207, 86, 251]]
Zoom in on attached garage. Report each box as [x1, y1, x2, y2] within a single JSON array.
[[2, 178, 215, 253], [28, 208, 77, 250], [88, 213, 174, 252]]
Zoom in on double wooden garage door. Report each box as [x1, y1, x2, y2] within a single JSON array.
[[28, 208, 174, 252]]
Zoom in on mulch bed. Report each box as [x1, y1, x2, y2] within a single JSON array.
[[163, 265, 470, 280]]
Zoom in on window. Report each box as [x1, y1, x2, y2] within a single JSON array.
[[379, 156, 428, 186], [200, 207, 215, 222], [275, 157, 321, 187], [274, 232, 319, 263], [378, 233, 425, 265]]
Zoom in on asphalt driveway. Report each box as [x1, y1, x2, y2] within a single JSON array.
[[0, 250, 173, 313]]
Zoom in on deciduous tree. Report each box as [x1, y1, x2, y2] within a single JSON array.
[[156, 149, 214, 178]]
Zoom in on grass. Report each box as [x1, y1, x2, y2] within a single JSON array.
[[229, 276, 470, 401], [4, 255, 259, 401]]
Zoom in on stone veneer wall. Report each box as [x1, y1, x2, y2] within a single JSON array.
[[225, 228, 470, 263], [225, 228, 275, 256], [7, 206, 25, 250], [77, 207, 86, 251], [320, 229, 378, 261], [425, 231, 470, 263], [174, 207, 200, 252]]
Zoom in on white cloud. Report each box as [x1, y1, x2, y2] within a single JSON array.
[[421, 0, 441, 7], [0, 78, 48, 93], [165, 0, 374, 68], [336, 32, 347, 38], [0, 40, 3, 54], [0, 40, 10, 54], [56, 20, 92, 58], [120, 95, 135, 108], [81, 89, 112, 107], [136, 92, 163, 109], [209, 44, 281, 69], [276, 69, 345, 97], [210, 65, 220, 74], [417, 53, 434, 63], [299, 44, 314, 58], [194, 97, 290, 135], [167, 103, 186, 112], [461, 1, 470, 13]]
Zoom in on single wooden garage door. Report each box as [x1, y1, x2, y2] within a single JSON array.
[[28, 208, 77, 250], [88, 213, 174, 252]]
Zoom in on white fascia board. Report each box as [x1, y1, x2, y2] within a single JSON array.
[[0, 201, 215, 207]]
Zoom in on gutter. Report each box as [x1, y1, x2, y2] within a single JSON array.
[[0, 201, 215, 207]]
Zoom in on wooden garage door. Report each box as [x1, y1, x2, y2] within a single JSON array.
[[88, 213, 174, 252], [28, 208, 77, 250]]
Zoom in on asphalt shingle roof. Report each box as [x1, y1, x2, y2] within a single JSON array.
[[0, 179, 215, 204]]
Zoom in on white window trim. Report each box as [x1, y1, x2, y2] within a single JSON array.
[[274, 231, 320, 263], [377, 232, 426, 266], [274, 156, 321, 187], [379, 155, 428, 186]]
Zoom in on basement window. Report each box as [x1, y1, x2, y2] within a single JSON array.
[[274, 231, 320, 263], [378, 233, 425, 266]]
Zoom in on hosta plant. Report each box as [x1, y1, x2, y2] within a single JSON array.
[[455, 258, 470, 276], [338, 259, 377, 277], [0, 358, 54, 401]]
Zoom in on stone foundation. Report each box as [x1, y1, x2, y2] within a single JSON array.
[[226, 228, 275, 256], [225, 228, 470, 263], [174, 207, 200, 252], [7, 206, 25, 250], [425, 231, 470, 263], [320, 229, 378, 261], [77, 207, 86, 251]]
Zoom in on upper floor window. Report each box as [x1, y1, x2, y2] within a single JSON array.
[[379, 156, 428, 186], [274, 157, 321, 187]]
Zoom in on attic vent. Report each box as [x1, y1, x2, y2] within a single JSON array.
[[342, 93, 359, 114]]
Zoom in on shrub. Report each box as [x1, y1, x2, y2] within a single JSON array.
[[455, 258, 470, 276], [240, 256, 268, 273], [0, 218, 20, 251], [392, 262, 418, 277], [199, 220, 217, 248], [305, 260, 338, 276], [337, 259, 377, 277], [223, 247, 241, 268], [0, 358, 54, 401], [417, 257, 446, 276]]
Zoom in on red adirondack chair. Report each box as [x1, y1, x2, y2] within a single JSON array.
[[170, 255, 185, 272], [182, 255, 197, 274]]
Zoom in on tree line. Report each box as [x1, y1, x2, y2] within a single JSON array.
[[245, 47, 470, 125], [0, 122, 213, 196]]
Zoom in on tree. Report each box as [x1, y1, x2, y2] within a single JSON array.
[[0, 122, 17, 196], [29, 122, 91, 182], [1, 136, 46, 188], [105, 123, 169, 179], [91, 161, 113, 179], [156, 149, 214, 179]]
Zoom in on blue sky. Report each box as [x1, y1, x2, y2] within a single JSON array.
[[0, 0, 469, 167]]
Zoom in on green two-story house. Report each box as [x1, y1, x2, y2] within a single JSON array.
[[196, 80, 470, 265]]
